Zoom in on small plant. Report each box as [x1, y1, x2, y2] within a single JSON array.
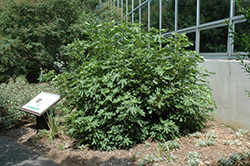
[[157, 141, 171, 162], [235, 129, 249, 139], [206, 130, 217, 140], [188, 131, 202, 138], [39, 111, 64, 144], [166, 140, 180, 150], [231, 139, 241, 146], [186, 151, 201, 166], [218, 150, 250, 166], [77, 144, 88, 150], [195, 139, 207, 148], [131, 152, 141, 162], [143, 141, 151, 148], [139, 155, 157, 166], [58, 143, 64, 151], [195, 139, 216, 147], [222, 140, 231, 146], [194, 130, 217, 148], [218, 158, 233, 166], [169, 154, 178, 162]]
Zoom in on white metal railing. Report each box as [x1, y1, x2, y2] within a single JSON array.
[[99, 0, 248, 58]]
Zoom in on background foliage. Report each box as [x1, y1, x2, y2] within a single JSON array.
[[44, 21, 216, 151], [0, 0, 122, 83], [230, 0, 250, 97], [0, 76, 56, 128]]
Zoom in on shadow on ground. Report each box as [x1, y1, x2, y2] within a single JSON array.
[[0, 136, 60, 166], [60, 154, 138, 166]]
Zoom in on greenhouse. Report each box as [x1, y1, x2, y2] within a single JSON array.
[[102, 0, 250, 129]]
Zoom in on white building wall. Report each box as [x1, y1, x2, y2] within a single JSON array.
[[201, 59, 250, 130]]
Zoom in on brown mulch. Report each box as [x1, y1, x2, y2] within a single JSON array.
[[1, 120, 250, 166]]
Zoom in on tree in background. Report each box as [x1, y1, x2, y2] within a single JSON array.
[[0, 0, 122, 83]]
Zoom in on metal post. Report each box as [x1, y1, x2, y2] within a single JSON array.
[[121, 0, 123, 18], [139, 0, 141, 24], [126, 0, 128, 22], [175, 0, 178, 31], [148, 0, 150, 31], [36, 112, 49, 130], [196, 0, 200, 53], [159, 0, 162, 31], [132, 0, 134, 23], [228, 0, 234, 57]]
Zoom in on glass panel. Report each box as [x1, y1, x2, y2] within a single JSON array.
[[128, 0, 132, 13], [162, 0, 175, 32], [186, 32, 196, 50], [141, 2, 149, 31], [134, 8, 140, 23], [200, 26, 228, 52], [150, 0, 160, 29], [134, 0, 140, 8], [127, 14, 132, 23], [234, 22, 250, 52], [122, 0, 126, 17], [234, 0, 250, 16], [201, 0, 230, 24], [178, 0, 196, 29]]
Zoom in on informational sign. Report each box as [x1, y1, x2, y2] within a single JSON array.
[[20, 91, 61, 117]]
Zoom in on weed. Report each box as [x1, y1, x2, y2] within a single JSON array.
[[39, 111, 64, 144], [157, 141, 171, 162], [58, 143, 64, 151]]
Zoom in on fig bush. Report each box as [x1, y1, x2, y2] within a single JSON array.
[[45, 21, 216, 150]]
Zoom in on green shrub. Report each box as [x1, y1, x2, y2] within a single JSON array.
[[0, 76, 56, 128], [46, 21, 216, 150], [0, 0, 122, 83]]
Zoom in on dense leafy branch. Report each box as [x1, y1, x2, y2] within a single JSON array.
[[43, 21, 216, 151]]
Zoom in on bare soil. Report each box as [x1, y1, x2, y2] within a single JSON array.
[[1, 120, 250, 166]]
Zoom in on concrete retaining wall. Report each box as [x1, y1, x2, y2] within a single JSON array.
[[201, 59, 250, 130]]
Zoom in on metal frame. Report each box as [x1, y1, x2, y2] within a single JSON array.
[[101, 0, 247, 58]]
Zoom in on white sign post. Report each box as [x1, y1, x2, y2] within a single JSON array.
[[20, 91, 61, 129]]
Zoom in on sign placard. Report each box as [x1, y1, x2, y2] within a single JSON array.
[[20, 91, 61, 117]]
